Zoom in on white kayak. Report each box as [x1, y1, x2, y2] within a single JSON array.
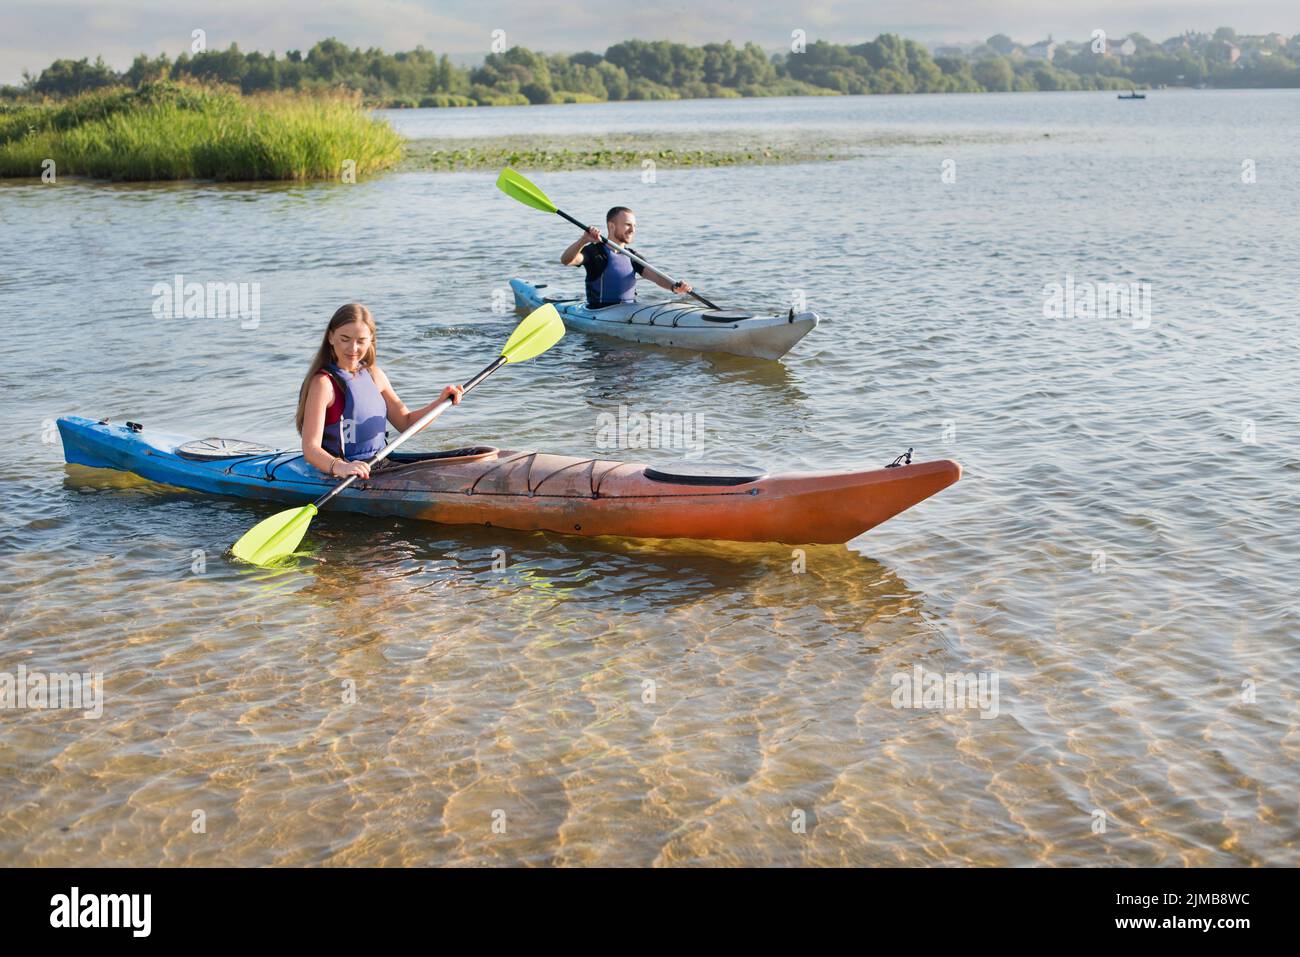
[[509, 278, 818, 360]]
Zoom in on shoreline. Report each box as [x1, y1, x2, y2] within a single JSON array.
[[0, 128, 1058, 184]]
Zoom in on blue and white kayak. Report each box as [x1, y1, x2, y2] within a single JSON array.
[[509, 278, 818, 360]]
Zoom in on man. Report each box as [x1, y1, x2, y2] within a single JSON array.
[[560, 206, 693, 309]]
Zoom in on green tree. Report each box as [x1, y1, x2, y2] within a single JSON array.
[[973, 56, 1014, 91], [521, 81, 553, 104], [125, 53, 171, 88], [935, 57, 980, 92], [870, 69, 913, 93], [182, 43, 248, 86], [858, 34, 909, 74], [434, 54, 454, 91], [34, 56, 117, 95], [986, 34, 1017, 55], [782, 40, 871, 93], [701, 41, 737, 84], [13, 29, 1300, 107], [904, 40, 945, 91], [306, 38, 360, 82], [736, 42, 777, 86], [1029, 64, 1064, 90], [597, 61, 629, 99], [242, 51, 281, 92]]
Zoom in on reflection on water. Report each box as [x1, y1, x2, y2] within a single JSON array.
[[2, 91, 1298, 866]]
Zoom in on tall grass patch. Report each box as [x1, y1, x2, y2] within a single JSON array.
[[0, 82, 403, 181]]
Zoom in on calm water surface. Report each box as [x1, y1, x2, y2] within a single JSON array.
[[1, 91, 1297, 866]]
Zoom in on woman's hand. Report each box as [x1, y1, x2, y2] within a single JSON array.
[[331, 458, 370, 480], [672, 279, 693, 295], [441, 384, 464, 406]]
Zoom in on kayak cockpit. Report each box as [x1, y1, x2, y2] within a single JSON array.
[[381, 447, 500, 472]]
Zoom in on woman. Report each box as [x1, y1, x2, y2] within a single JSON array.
[[296, 303, 463, 479]]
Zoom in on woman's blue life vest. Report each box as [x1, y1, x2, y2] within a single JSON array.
[[319, 363, 388, 461], [586, 244, 639, 307]]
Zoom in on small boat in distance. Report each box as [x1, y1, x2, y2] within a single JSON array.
[[1118, 90, 1146, 99]]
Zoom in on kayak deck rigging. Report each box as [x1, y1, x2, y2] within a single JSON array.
[[511, 278, 818, 360], [57, 416, 960, 545]]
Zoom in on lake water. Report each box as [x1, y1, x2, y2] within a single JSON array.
[[1, 90, 1296, 866]]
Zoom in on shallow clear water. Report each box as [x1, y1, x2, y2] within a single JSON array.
[[1, 90, 1297, 866]]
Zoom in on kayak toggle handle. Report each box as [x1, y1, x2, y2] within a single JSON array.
[[886, 448, 914, 468]]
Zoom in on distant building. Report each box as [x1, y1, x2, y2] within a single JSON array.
[[1207, 41, 1241, 64], [1161, 35, 1190, 54], [1026, 39, 1057, 61], [1103, 37, 1137, 57]]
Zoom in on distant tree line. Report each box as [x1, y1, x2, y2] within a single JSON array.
[[5, 30, 1299, 106]]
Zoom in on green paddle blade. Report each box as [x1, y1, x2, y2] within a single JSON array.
[[231, 503, 318, 566], [501, 303, 564, 363], [496, 167, 557, 214]]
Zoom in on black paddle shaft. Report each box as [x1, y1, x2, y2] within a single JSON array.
[[556, 208, 721, 310]]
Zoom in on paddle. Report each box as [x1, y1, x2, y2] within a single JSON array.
[[495, 167, 722, 311], [231, 303, 565, 567]]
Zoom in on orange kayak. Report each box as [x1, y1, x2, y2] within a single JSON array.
[[58, 416, 961, 545]]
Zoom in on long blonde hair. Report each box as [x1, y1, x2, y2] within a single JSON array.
[[295, 303, 377, 434]]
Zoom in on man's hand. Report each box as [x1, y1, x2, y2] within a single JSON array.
[[561, 228, 600, 266]]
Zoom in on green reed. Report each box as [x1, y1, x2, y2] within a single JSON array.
[[0, 82, 403, 181]]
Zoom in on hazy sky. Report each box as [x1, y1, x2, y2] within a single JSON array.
[[4, 0, 1298, 84]]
